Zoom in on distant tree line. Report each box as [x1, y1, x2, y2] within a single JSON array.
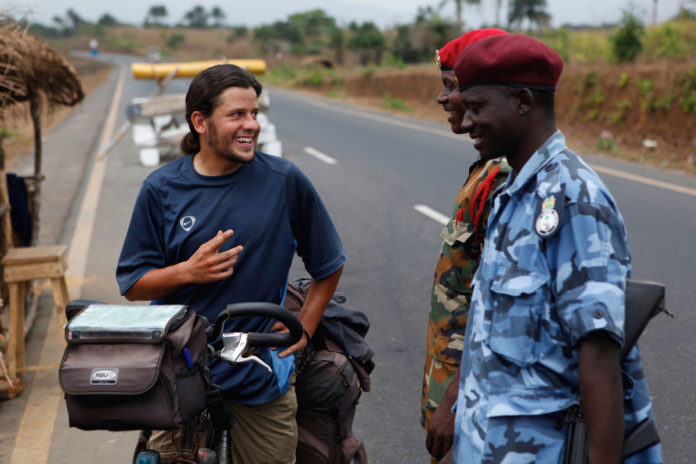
[[23, 1, 696, 66]]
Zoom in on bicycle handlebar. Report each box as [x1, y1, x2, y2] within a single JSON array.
[[210, 302, 303, 348]]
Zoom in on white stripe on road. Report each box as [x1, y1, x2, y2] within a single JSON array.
[[590, 164, 696, 197], [10, 66, 126, 464], [304, 146, 337, 165], [414, 204, 449, 225]]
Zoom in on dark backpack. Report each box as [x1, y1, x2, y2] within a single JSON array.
[[284, 279, 374, 464]]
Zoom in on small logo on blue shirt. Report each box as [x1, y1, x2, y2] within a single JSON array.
[[180, 216, 196, 232]]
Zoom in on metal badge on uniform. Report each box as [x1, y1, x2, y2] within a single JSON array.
[[535, 185, 565, 238]]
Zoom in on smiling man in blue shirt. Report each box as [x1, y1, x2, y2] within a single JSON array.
[[117, 64, 345, 463], [448, 35, 662, 463]]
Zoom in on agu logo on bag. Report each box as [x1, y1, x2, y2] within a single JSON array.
[[90, 368, 119, 385]]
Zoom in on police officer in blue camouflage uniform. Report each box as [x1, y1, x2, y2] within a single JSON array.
[[449, 35, 662, 463]]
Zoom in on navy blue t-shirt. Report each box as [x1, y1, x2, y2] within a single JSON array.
[[116, 152, 346, 404]]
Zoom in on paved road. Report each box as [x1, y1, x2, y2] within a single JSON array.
[[1, 53, 695, 463]]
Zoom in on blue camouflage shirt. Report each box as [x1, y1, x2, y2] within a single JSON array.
[[453, 131, 662, 462]]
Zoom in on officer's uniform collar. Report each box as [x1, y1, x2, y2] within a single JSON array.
[[503, 130, 565, 196]]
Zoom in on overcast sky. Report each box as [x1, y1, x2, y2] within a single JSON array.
[[10, 0, 689, 29]]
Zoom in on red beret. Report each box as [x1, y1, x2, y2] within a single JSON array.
[[435, 28, 509, 70], [453, 34, 563, 90]]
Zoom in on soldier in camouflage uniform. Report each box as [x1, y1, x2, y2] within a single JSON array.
[[421, 29, 510, 463], [450, 35, 662, 463]]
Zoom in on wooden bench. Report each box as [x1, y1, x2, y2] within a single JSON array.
[[2, 245, 69, 378]]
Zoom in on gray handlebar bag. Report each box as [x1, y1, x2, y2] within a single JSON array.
[[58, 304, 208, 431]]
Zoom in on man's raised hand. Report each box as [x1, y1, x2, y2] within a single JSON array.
[[184, 229, 244, 283]]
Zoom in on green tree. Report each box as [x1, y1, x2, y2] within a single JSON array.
[[287, 9, 336, 54], [182, 5, 208, 28], [52, 15, 67, 31], [328, 25, 346, 65], [226, 25, 248, 43], [392, 6, 456, 64], [391, 24, 422, 63], [66, 8, 87, 33], [253, 20, 302, 55], [145, 5, 168, 27], [508, 0, 551, 30], [288, 9, 335, 37], [210, 6, 226, 27], [98, 13, 118, 26], [347, 21, 385, 65], [609, 7, 645, 62]]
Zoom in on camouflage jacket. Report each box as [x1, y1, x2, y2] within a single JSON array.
[[421, 156, 509, 428], [453, 131, 662, 462]]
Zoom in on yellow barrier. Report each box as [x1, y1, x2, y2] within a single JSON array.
[[131, 59, 267, 79]]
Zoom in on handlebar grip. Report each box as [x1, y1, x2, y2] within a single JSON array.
[[247, 332, 297, 348], [211, 302, 304, 348]]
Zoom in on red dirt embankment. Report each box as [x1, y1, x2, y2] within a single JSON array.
[[300, 61, 696, 174]]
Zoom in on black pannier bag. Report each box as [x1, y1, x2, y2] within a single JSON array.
[[58, 303, 209, 431], [285, 279, 373, 464]]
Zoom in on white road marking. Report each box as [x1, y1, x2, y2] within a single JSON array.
[[304, 146, 337, 165], [280, 91, 696, 197], [10, 66, 126, 464], [414, 204, 449, 225], [590, 164, 696, 197]]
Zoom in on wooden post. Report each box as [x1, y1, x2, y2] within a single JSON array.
[[30, 95, 41, 247]]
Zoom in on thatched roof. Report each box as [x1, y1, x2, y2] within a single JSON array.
[[0, 22, 84, 113]]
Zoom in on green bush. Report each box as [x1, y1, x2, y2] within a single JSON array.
[[0, 128, 15, 139], [264, 67, 298, 86], [361, 67, 376, 79], [226, 26, 248, 43], [537, 28, 571, 62], [584, 109, 599, 121], [609, 9, 644, 62], [637, 78, 656, 110], [681, 92, 696, 112], [615, 98, 632, 110], [383, 94, 411, 112], [678, 66, 696, 112], [560, 30, 611, 63], [330, 75, 345, 87], [608, 111, 624, 125], [617, 72, 630, 88], [644, 20, 696, 59], [655, 94, 675, 111], [584, 71, 600, 89], [585, 89, 606, 106], [384, 55, 407, 70], [301, 70, 324, 87], [596, 130, 619, 152], [166, 33, 186, 50]]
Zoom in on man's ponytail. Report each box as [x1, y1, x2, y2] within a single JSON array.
[[180, 132, 200, 155]]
